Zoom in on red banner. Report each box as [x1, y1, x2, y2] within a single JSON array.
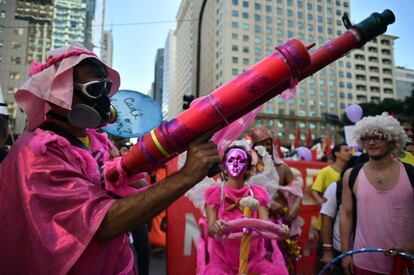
[[166, 159, 327, 275]]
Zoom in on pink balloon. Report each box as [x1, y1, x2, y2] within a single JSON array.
[[297, 146, 312, 161], [346, 104, 363, 123]]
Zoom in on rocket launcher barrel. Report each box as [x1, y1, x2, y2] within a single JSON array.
[[105, 10, 395, 183]]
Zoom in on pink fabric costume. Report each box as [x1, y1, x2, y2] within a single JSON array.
[[202, 184, 288, 275], [0, 44, 138, 274]]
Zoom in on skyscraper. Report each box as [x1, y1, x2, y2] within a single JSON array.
[[162, 29, 177, 119], [52, 0, 87, 48], [395, 66, 414, 101], [153, 48, 164, 108]]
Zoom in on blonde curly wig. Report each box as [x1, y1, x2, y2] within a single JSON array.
[[353, 113, 408, 156]]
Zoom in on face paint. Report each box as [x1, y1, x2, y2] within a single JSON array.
[[224, 148, 248, 178]]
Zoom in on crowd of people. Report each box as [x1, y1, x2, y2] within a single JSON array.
[[0, 43, 413, 275]]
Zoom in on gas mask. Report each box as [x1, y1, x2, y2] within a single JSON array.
[[68, 79, 114, 129]]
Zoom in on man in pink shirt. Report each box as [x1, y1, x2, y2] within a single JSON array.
[[340, 113, 414, 275], [0, 44, 220, 274]]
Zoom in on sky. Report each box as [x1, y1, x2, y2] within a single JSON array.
[[104, 0, 414, 94]]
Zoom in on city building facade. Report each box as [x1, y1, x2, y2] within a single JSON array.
[[395, 66, 414, 100]]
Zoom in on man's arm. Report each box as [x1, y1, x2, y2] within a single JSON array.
[[321, 214, 334, 263], [339, 169, 354, 275], [311, 169, 326, 206], [311, 190, 324, 207], [320, 183, 337, 264], [97, 139, 220, 239]]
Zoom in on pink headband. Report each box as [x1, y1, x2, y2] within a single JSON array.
[[28, 49, 97, 77]]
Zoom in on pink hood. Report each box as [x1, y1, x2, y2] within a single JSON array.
[[15, 43, 120, 131]]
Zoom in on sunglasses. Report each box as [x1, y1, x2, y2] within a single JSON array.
[[74, 79, 113, 99]]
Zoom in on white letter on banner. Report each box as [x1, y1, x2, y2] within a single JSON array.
[[184, 213, 200, 256]]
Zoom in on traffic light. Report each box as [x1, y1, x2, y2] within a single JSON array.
[[183, 94, 195, 110]]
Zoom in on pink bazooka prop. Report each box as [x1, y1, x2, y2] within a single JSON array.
[[105, 10, 395, 183]]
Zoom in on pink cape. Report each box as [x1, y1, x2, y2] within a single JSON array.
[[0, 128, 136, 274]]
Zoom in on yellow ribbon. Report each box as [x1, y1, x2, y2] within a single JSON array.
[[150, 129, 170, 157], [239, 206, 252, 274], [224, 195, 243, 212]]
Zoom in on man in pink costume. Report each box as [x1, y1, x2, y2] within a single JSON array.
[[249, 126, 303, 274], [340, 113, 414, 275], [0, 43, 220, 274], [203, 145, 288, 275]]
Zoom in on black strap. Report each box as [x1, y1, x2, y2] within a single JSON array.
[[39, 122, 89, 151], [402, 162, 414, 188], [348, 163, 364, 237], [335, 180, 343, 213]]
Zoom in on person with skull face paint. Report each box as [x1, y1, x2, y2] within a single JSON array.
[[203, 145, 288, 275], [0, 44, 220, 274]]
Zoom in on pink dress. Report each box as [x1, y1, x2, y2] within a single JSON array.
[[202, 184, 288, 275], [0, 128, 136, 274]]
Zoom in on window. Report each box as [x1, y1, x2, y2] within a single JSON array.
[[356, 74, 366, 80], [255, 48, 262, 55], [380, 39, 390, 46], [11, 56, 21, 64], [232, 45, 239, 51], [265, 5, 271, 12], [242, 35, 249, 41], [370, 87, 380, 93], [243, 47, 249, 53], [254, 14, 261, 21], [232, 22, 239, 28], [356, 85, 367, 91], [382, 58, 392, 65], [232, 0, 238, 5], [254, 25, 261, 32], [276, 29, 284, 35], [384, 88, 393, 94], [232, 10, 239, 17], [243, 58, 249, 65], [0, 11, 5, 18], [13, 28, 24, 35], [242, 1, 249, 7], [347, 93, 353, 99], [232, 33, 239, 40], [242, 12, 249, 19], [287, 9, 293, 17], [242, 23, 249, 30], [232, 69, 238, 75], [287, 20, 293, 27], [254, 3, 261, 10], [9, 72, 20, 80], [255, 36, 261, 43], [232, 57, 239, 64]]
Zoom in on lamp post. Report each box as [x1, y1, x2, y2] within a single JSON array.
[[195, 0, 209, 98]]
